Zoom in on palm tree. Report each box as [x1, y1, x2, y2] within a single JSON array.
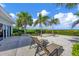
[[57, 3, 79, 28], [16, 18, 22, 29], [72, 11, 79, 28], [72, 20, 79, 28], [16, 12, 33, 34], [50, 18, 60, 36], [50, 18, 60, 25], [34, 13, 49, 37]]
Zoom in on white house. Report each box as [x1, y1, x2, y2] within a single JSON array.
[[0, 6, 15, 40]]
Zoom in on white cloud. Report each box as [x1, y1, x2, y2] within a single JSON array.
[[9, 13, 16, 19], [0, 3, 5, 8], [33, 18, 37, 22], [77, 4, 79, 11], [37, 10, 49, 16], [54, 12, 79, 24], [54, 13, 65, 19], [53, 12, 79, 29], [37, 13, 40, 17]]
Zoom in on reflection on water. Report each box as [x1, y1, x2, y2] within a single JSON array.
[[0, 37, 3, 41]]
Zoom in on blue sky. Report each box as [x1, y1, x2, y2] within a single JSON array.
[[0, 3, 79, 30], [3, 3, 77, 18]]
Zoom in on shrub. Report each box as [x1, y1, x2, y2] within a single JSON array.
[[12, 28, 24, 36], [12, 32, 21, 36], [72, 43, 79, 56], [12, 28, 79, 36], [45, 30, 52, 34], [26, 29, 36, 34], [53, 30, 79, 36]]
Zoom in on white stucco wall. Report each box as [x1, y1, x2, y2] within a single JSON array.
[[0, 6, 15, 26], [0, 17, 13, 26]]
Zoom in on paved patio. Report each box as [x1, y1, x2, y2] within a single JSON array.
[[0, 35, 79, 56]]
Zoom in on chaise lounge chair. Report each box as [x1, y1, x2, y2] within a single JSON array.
[[30, 37, 64, 56]]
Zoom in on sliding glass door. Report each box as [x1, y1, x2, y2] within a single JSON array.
[[0, 24, 12, 40], [7, 25, 11, 37], [3, 25, 11, 38]]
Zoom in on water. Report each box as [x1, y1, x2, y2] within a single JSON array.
[[0, 37, 3, 41]]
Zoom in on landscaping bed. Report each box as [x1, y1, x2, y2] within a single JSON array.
[[72, 43, 79, 56]]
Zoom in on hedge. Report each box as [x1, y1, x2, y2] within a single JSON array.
[[12, 28, 79, 36]]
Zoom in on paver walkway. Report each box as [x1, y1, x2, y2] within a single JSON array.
[[0, 35, 79, 56]]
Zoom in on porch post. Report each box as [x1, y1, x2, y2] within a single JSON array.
[[2, 24, 4, 39], [6, 25, 7, 38]]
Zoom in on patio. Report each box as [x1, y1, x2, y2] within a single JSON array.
[[0, 35, 78, 56]]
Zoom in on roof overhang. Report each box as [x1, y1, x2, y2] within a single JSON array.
[[0, 6, 15, 26]]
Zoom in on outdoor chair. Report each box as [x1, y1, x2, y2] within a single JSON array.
[[30, 37, 63, 56]]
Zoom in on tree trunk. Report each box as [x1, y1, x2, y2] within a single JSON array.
[[52, 30, 55, 36], [24, 25, 27, 34], [40, 28, 42, 37], [51, 26, 55, 36], [40, 24, 42, 37]]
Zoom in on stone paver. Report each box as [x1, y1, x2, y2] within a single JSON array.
[[0, 49, 17, 56], [16, 46, 36, 56]]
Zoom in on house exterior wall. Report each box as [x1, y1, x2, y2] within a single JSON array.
[[0, 6, 14, 26], [0, 6, 15, 40]]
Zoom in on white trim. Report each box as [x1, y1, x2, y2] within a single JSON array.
[[0, 16, 13, 26], [0, 6, 15, 26]]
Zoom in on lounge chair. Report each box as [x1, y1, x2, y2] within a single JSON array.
[[30, 37, 63, 56]]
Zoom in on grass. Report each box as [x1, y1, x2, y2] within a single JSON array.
[[72, 43, 79, 56]]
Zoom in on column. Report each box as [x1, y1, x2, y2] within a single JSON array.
[[7, 26, 9, 37], [7, 26, 10, 37], [2, 24, 4, 39], [6, 25, 7, 38]]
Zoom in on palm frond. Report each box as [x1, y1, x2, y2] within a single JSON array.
[[65, 3, 77, 9], [27, 15, 33, 26], [16, 18, 22, 27], [56, 3, 78, 9], [72, 20, 79, 28], [75, 11, 79, 16], [50, 18, 60, 25], [42, 16, 49, 24], [34, 20, 39, 26], [34, 13, 49, 26], [16, 12, 33, 28]]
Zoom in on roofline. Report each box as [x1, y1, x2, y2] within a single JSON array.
[[0, 5, 15, 24]]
